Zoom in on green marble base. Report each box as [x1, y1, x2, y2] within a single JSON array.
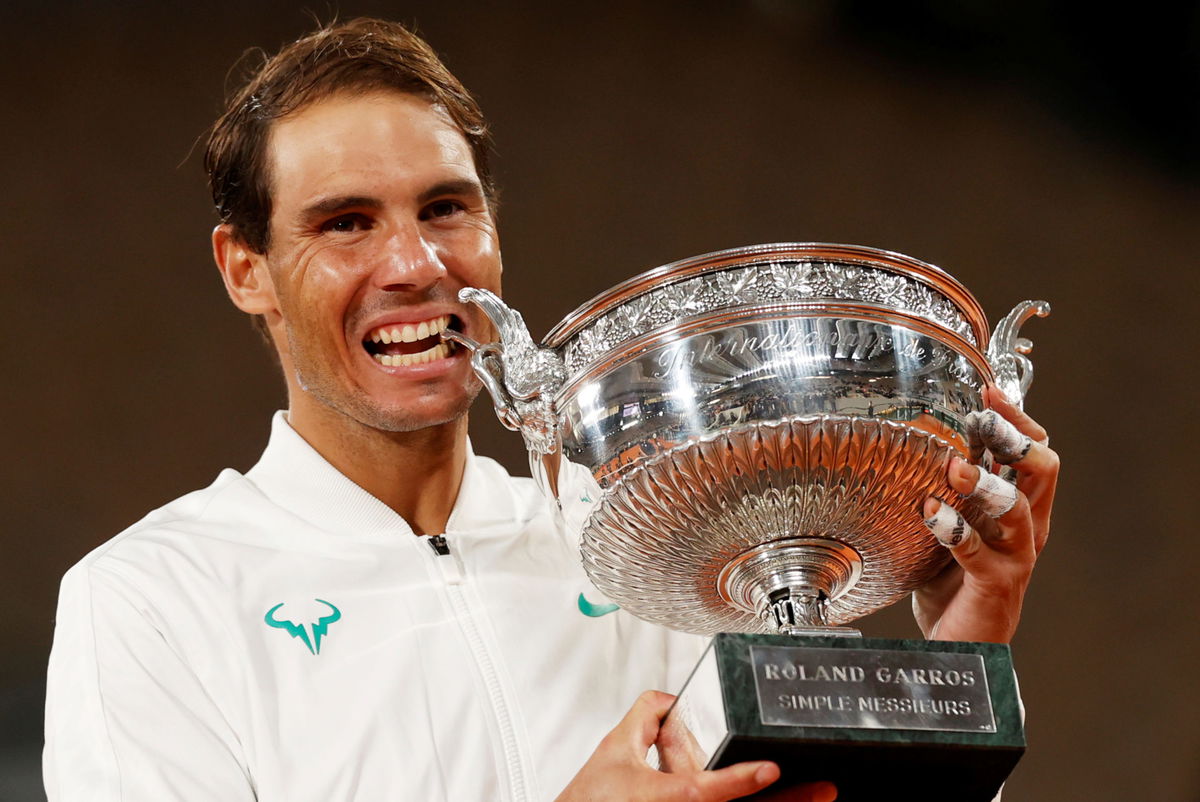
[[661, 633, 1024, 801]]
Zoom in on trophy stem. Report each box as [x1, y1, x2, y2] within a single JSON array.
[[717, 538, 864, 637], [768, 588, 863, 637]]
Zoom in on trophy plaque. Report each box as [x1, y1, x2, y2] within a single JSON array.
[[445, 243, 1048, 801]]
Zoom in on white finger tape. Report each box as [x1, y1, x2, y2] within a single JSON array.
[[968, 469, 1019, 518], [968, 409, 1033, 465], [923, 502, 977, 549]]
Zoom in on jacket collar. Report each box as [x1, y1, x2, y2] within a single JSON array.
[[245, 411, 516, 539]]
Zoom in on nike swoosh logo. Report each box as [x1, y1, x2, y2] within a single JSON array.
[[577, 593, 620, 617]]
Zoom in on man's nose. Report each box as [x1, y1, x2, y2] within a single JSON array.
[[371, 227, 447, 290]]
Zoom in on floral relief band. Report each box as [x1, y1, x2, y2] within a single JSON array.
[[562, 260, 977, 375]]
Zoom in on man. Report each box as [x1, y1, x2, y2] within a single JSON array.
[[43, 18, 1057, 802]]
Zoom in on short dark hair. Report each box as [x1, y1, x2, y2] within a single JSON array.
[[204, 17, 494, 254]]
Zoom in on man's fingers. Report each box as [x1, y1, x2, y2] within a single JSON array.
[[690, 760, 779, 801], [572, 693, 836, 802], [985, 385, 1048, 442], [802, 782, 840, 802], [944, 460, 1036, 554], [656, 710, 708, 773], [615, 690, 675, 753], [922, 498, 983, 555], [978, 391, 1057, 478], [965, 409, 1032, 465], [965, 405, 1059, 529], [964, 464, 1018, 518], [966, 408, 1057, 482]]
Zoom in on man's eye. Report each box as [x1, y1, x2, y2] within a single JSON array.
[[321, 214, 370, 233], [422, 200, 464, 220]]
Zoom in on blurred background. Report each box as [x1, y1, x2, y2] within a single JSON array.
[[3, 1, 1198, 799]]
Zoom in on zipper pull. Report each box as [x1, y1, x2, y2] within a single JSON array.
[[425, 534, 463, 584]]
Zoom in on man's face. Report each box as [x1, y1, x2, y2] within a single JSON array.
[[258, 90, 500, 434]]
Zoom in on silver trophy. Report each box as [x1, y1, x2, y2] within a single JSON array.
[[447, 243, 1048, 800]]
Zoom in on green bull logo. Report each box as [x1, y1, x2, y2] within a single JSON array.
[[264, 599, 341, 655]]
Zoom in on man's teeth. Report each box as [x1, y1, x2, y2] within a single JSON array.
[[372, 342, 453, 367], [369, 315, 451, 345]]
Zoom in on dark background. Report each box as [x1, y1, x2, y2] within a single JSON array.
[[3, 2, 1198, 799]]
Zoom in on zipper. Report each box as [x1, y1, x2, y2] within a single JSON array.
[[422, 535, 529, 802]]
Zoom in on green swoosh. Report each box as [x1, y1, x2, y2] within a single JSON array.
[[577, 593, 620, 617]]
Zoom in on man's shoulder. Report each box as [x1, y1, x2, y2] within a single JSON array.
[[64, 467, 262, 588]]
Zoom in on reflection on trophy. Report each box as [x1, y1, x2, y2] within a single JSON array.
[[446, 243, 1049, 801]]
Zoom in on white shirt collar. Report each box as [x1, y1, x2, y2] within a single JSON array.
[[245, 411, 518, 539]]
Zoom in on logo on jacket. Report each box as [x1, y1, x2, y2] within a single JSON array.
[[577, 592, 620, 618], [264, 599, 342, 655]]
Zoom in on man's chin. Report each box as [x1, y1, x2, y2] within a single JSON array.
[[289, 364, 483, 437], [368, 408, 470, 434], [355, 386, 481, 435]]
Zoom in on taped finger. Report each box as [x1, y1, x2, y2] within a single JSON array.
[[923, 501, 980, 551], [966, 414, 987, 465], [968, 409, 1033, 465], [968, 468, 1019, 518]]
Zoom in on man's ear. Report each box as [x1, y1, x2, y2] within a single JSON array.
[[212, 224, 278, 317]]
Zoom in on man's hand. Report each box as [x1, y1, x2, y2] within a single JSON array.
[[914, 386, 1059, 643], [556, 690, 837, 802]]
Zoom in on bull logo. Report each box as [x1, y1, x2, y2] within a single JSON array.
[[264, 599, 341, 655]]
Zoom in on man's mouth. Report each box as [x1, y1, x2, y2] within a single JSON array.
[[363, 314, 460, 367]]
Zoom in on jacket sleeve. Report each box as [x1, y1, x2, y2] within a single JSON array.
[[44, 562, 257, 801]]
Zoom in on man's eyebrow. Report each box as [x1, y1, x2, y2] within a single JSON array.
[[417, 179, 485, 205], [299, 195, 383, 221]]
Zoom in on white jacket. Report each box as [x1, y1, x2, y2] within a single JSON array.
[[44, 413, 708, 801]]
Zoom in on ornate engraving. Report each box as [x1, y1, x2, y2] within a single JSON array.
[[456, 288, 567, 455], [562, 261, 978, 374]]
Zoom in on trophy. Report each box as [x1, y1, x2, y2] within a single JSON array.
[[445, 243, 1048, 801]]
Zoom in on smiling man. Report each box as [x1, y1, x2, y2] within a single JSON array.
[[212, 87, 501, 536], [43, 18, 1057, 802]]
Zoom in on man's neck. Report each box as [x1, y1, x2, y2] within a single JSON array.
[[286, 406, 469, 536]]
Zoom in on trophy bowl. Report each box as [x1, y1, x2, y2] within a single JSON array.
[[448, 243, 1048, 637]]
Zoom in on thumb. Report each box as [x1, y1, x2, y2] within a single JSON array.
[[690, 760, 780, 801], [611, 690, 676, 755]]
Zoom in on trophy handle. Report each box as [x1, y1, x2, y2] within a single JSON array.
[[446, 288, 567, 456], [986, 300, 1051, 407]]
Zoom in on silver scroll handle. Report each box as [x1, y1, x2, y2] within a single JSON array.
[[441, 288, 567, 456], [986, 300, 1051, 406]]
